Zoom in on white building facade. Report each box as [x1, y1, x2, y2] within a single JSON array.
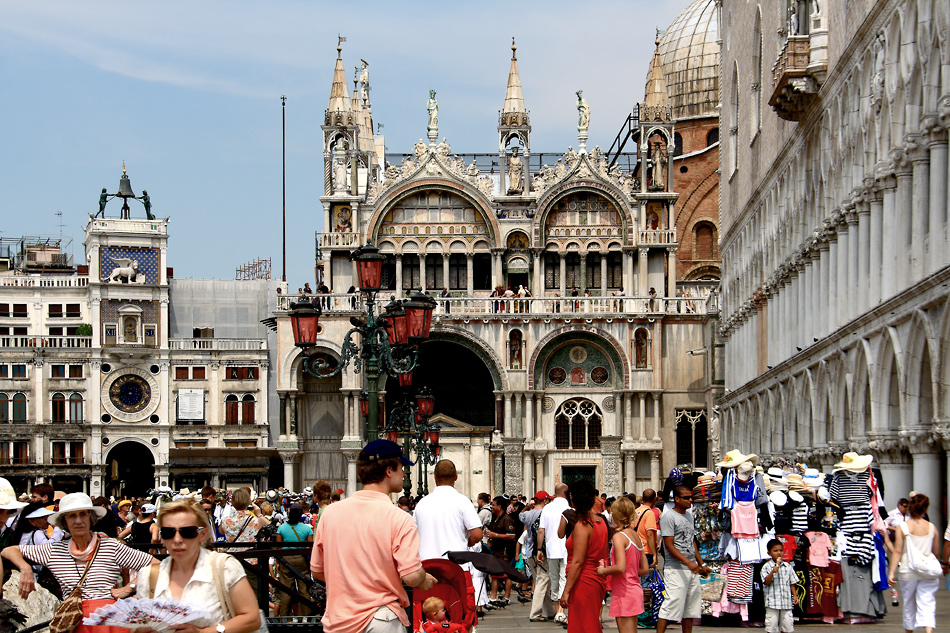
[[718, 0, 950, 526]]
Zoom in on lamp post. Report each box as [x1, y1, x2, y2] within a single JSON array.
[[382, 386, 441, 497], [288, 243, 436, 440]]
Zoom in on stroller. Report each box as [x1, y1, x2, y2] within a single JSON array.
[[411, 558, 478, 632]]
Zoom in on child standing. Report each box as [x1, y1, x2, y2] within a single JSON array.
[[596, 497, 651, 633], [761, 538, 797, 633], [420, 597, 466, 632]]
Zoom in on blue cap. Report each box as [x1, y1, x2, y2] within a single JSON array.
[[361, 439, 414, 466]]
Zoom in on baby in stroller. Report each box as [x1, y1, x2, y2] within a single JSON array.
[[412, 558, 477, 633], [420, 597, 466, 632]]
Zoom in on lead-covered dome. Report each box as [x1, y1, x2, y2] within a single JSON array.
[[650, 0, 719, 120]]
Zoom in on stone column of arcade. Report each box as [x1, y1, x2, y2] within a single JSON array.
[[650, 450, 661, 492]]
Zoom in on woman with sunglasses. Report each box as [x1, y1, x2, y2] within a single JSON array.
[[2, 492, 158, 633], [134, 498, 261, 633]]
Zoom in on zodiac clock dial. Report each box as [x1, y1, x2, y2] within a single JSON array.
[[109, 374, 152, 413]]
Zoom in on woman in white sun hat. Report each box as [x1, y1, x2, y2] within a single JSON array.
[[0, 477, 28, 545], [2, 492, 159, 633]]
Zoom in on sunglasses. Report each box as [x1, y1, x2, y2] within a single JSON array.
[[159, 526, 205, 540], [677, 495, 694, 500]]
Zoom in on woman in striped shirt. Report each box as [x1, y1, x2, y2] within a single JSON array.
[[2, 492, 158, 633]]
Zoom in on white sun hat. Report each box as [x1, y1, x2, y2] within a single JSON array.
[[0, 478, 28, 510], [48, 492, 107, 529]]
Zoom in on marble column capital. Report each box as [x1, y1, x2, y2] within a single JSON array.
[[900, 426, 939, 455], [931, 419, 950, 451]]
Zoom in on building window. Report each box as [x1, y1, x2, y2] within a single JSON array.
[[473, 253, 491, 290], [242, 395, 255, 425], [694, 222, 717, 260], [175, 367, 189, 380], [51, 441, 66, 465], [381, 255, 397, 290], [584, 253, 601, 289], [402, 254, 421, 290], [226, 367, 258, 380], [53, 441, 84, 464], [553, 398, 603, 450], [424, 254, 443, 289], [192, 366, 206, 380], [565, 253, 581, 289], [0, 304, 7, 317], [1, 441, 29, 464], [12, 365, 26, 378], [225, 395, 239, 425], [607, 253, 623, 289], [48, 304, 63, 318], [66, 304, 81, 318], [69, 365, 83, 378], [12, 304, 27, 318], [69, 394, 83, 423], [544, 253, 561, 289], [0, 394, 7, 423], [634, 328, 650, 369], [707, 128, 719, 146], [12, 394, 26, 422], [674, 409, 708, 468], [673, 132, 683, 156], [225, 440, 258, 448], [448, 254, 467, 290], [52, 393, 66, 423], [13, 327, 27, 336], [52, 365, 66, 378]]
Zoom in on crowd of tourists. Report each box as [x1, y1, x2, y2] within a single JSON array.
[[2, 446, 950, 633]]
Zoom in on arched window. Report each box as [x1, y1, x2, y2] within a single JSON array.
[[225, 395, 239, 425], [673, 133, 683, 157], [12, 393, 26, 423], [0, 394, 7, 423], [242, 395, 255, 425], [69, 394, 83, 423], [634, 329, 649, 369], [544, 253, 561, 289], [554, 398, 603, 450], [707, 128, 719, 146], [52, 393, 66, 423], [694, 222, 717, 260], [675, 409, 708, 468]]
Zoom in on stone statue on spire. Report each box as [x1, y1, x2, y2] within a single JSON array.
[[426, 90, 439, 132], [576, 90, 590, 133]]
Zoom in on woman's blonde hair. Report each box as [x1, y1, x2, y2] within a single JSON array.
[[231, 487, 251, 510], [157, 498, 212, 540], [260, 501, 273, 516], [611, 496, 637, 530]]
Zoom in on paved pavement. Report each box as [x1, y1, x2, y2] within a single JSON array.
[[471, 587, 950, 632]]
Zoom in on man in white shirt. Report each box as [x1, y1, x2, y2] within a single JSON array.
[[885, 498, 909, 535], [536, 482, 570, 624]]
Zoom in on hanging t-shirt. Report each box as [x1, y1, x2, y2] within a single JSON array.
[[806, 561, 843, 621], [733, 477, 757, 502], [726, 562, 753, 603], [804, 530, 833, 567]]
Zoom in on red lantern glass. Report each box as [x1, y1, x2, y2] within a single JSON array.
[[414, 411, 423, 424], [289, 301, 321, 347], [429, 431, 440, 445], [399, 371, 413, 387], [390, 310, 408, 344], [351, 244, 385, 291], [387, 430, 399, 443], [432, 444, 442, 457], [423, 431, 430, 443], [415, 387, 435, 417], [404, 293, 436, 340], [358, 392, 369, 417]]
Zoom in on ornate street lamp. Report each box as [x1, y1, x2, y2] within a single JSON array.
[[382, 386, 441, 497], [288, 243, 437, 439]]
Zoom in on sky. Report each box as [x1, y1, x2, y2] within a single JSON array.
[[0, 1, 692, 285]]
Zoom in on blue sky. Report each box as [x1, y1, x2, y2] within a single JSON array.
[[0, 1, 691, 285]]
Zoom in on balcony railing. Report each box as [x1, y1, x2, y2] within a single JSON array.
[[0, 275, 89, 288], [169, 338, 266, 351], [278, 292, 711, 316], [638, 229, 677, 245], [544, 226, 625, 238], [318, 232, 362, 249], [0, 335, 92, 349], [770, 36, 818, 121]]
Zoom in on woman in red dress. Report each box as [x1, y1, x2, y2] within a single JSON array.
[[559, 480, 608, 632]]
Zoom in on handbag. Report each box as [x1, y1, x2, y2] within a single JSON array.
[[900, 523, 942, 578], [647, 569, 666, 624], [49, 539, 100, 633], [212, 551, 269, 633]]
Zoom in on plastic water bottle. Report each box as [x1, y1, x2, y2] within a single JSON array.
[[890, 587, 899, 607]]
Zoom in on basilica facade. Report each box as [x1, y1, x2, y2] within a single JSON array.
[[274, 1, 723, 500], [719, 0, 950, 527]]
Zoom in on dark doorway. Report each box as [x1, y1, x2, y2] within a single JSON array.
[[506, 272, 528, 292], [384, 340, 496, 428], [561, 465, 597, 489], [106, 442, 155, 498]]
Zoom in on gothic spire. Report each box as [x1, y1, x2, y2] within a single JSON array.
[[501, 37, 527, 118], [327, 38, 352, 115], [643, 33, 669, 109]]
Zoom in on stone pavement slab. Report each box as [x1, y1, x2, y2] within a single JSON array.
[[470, 588, 950, 632]]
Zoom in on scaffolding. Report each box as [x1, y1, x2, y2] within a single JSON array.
[[235, 258, 272, 280]]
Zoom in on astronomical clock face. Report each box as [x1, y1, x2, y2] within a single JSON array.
[[101, 367, 161, 422], [109, 374, 151, 413]]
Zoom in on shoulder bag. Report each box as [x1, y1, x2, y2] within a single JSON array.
[[211, 551, 269, 633], [49, 539, 100, 633], [900, 522, 942, 578]]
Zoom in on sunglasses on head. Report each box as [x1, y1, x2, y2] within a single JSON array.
[[159, 526, 204, 540]]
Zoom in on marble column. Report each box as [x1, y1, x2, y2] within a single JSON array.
[[579, 252, 588, 292], [879, 168, 898, 300], [532, 250, 542, 297], [442, 255, 450, 293], [624, 453, 635, 495], [867, 185, 884, 308], [535, 455, 545, 494], [639, 393, 647, 441], [559, 253, 567, 297], [638, 249, 648, 300], [395, 255, 403, 295], [621, 392, 632, 441], [525, 393, 535, 440], [894, 159, 914, 288], [652, 393, 661, 442], [503, 437, 524, 497], [909, 143, 930, 283], [667, 247, 677, 308], [278, 393, 287, 438], [650, 450, 661, 492], [493, 251, 503, 290], [854, 205, 869, 315], [504, 393, 512, 435], [522, 453, 533, 497], [816, 244, 828, 340], [826, 230, 838, 334], [466, 254, 474, 296], [926, 122, 948, 274], [600, 255, 608, 296]]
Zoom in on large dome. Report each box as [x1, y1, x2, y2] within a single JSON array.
[[650, 0, 719, 120]]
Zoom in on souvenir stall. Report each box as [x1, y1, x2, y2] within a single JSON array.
[[701, 450, 889, 626]]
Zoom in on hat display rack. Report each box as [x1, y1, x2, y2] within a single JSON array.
[[676, 449, 890, 625]]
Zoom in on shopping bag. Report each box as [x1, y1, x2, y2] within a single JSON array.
[[648, 569, 666, 624]]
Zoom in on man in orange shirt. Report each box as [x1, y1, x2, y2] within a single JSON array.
[[634, 489, 660, 569], [311, 439, 437, 633]]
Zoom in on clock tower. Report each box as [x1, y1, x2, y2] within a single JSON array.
[[85, 166, 171, 494]]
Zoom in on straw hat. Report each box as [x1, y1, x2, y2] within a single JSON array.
[[716, 450, 759, 469], [786, 473, 806, 490], [0, 477, 27, 510], [49, 492, 107, 529], [833, 452, 873, 472]]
